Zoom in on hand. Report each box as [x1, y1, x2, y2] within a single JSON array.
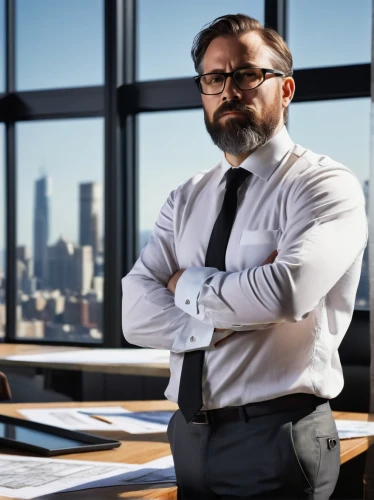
[[214, 248, 278, 347], [167, 269, 186, 294], [262, 249, 278, 265], [214, 330, 236, 347]]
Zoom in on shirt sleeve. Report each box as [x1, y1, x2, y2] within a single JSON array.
[[122, 188, 218, 353], [174, 165, 368, 329]]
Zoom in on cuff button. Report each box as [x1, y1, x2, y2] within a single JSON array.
[[190, 336, 196, 342], [185, 299, 190, 305]]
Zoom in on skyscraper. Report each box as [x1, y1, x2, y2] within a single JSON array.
[[79, 183, 103, 263], [33, 176, 52, 289], [48, 236, 74, 291], [72, 245, 94, 294]]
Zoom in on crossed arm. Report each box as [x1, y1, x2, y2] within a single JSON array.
[[122, 168, 367, 353], [166, 250, 279, 346]]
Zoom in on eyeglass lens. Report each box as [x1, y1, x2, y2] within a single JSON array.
[[200, 68, 263, 94]]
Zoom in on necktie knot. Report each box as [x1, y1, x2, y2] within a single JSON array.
[[225, 167, 251, 191]]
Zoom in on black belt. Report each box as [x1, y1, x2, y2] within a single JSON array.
[[191, 393, 328, 425]]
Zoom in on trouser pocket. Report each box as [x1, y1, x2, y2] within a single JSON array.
[[288, 406, 341, 498], [315, 432, 340, 494], [287, 417, 317, 492]]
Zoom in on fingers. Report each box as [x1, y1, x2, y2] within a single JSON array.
[[214, 332, 236, 347], [261, 249, 278, 266], [167, 269, 186, 293]]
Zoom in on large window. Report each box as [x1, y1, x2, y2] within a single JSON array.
[[138, 110, 222, 252], [16, 119, 104, 342], [137, 0, 265, 81], [287, 0, 371, 69], [0, 2, 369, 346], [16, 0, 104, 90], [288, 98, 370, 310]]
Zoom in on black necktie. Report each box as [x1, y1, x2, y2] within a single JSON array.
[[178, 167, 252, 422]]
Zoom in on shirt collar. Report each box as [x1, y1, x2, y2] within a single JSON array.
[[218, 125, 295, 185]]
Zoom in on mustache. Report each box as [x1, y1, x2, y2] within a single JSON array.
[[213, 101, 253, 121]]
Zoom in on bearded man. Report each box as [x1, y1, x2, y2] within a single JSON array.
[[122, 14, 368, 499]]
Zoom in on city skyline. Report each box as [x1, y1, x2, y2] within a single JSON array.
[[0, 174, 106, 341], [10, 174, 104, 297], [31, 174, 104, 261], [11, 119, 104, 252], [15, 171, 104, 258]]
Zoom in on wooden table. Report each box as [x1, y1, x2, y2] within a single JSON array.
[[334, 410, 374, 464], [0, 344, 170, 378], [0, 401, 372, 499], [0, 400, 177, 500]]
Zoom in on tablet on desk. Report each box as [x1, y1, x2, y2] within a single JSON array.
[[0, 414, 121, 456]]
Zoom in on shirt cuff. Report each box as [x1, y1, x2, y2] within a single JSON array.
[[171, 314, 215, 353], [175, 266, 219, 317]]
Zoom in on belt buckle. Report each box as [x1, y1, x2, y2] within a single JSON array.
[[192, 411, 210, 424]]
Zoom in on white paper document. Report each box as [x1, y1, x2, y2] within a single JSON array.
[[19, 406, 175, 434], [5, 348, 170, 365], [63, 455, 176, 493], [335, 419, 374, 439], [79, 410, 174, 433], [0, 455, 137, 499], [18, 406, 129, 430]]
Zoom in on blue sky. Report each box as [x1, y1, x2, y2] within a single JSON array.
[[0, 0, 372, 259]]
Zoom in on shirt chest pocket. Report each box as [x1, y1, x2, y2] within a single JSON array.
[[237, 229, 280, 269]]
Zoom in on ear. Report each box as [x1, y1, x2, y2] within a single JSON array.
[[282, 77, 295, 111]]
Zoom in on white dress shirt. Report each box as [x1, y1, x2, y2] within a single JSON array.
[[122, 126, 368, 410]]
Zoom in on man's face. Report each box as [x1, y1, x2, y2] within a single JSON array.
[[201, 32, 287, 157]]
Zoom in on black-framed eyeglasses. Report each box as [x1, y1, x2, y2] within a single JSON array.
[[194, 67, 293, 95]]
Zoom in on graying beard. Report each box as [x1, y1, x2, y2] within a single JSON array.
[[212, 125, 265, 156]]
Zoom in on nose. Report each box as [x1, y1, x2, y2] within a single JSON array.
[[221, 75, 243, 101]]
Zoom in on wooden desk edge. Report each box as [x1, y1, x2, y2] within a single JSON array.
[[0, 357, 170, 377]]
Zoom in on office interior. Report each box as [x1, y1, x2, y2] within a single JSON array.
[[0, 0, 372, 499]]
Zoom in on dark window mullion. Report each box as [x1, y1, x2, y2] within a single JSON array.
[[116, 0, 137, 347], [5, 0, 16, 342], [0, 87, 104, 122], [265, 0, 287, 38], [116, 65, 369, 115], [102, 0, 137, 348]]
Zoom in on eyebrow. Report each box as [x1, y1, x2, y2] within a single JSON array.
[[203, 63, 259, 74]]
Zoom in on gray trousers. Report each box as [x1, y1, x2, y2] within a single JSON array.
[[167, 401, 340, 499]]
